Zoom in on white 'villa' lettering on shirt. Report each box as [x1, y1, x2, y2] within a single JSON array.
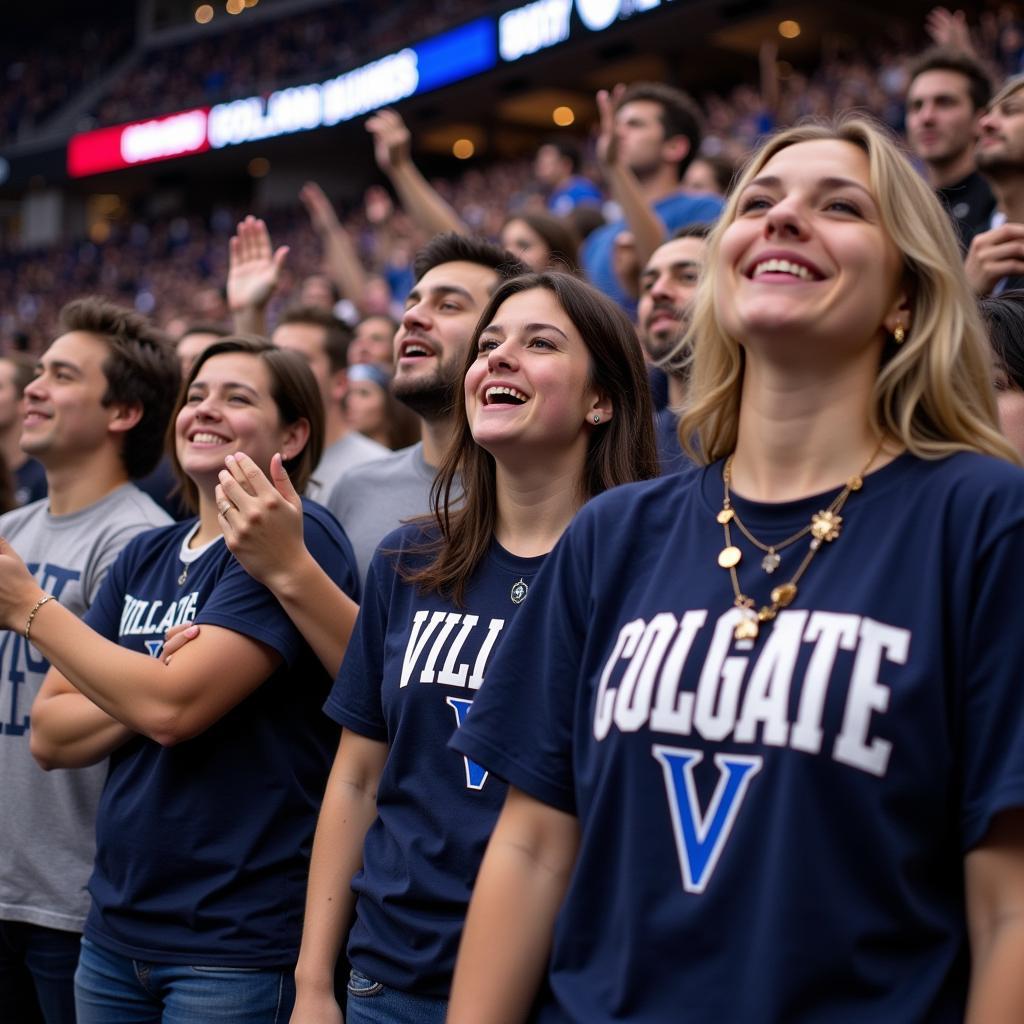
[[119, 592, 201, 638]]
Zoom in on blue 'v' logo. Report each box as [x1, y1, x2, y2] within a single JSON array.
[[447, 696, 489, 790], [653, 745, 762, 894]]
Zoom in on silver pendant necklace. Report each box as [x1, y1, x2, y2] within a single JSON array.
[[510, 578, 528, 605]]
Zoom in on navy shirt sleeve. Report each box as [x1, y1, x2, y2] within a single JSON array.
[[961, 517, 1024, 850], [451, 518, 592, 815], [83, 533, 141, 639], [195, 502, 359, 667]]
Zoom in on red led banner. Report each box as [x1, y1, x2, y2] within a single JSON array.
[[67, 109, 210, 178]]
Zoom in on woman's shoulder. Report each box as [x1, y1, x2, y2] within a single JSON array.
[[577, 469, 705, 529], [366, 519, 442, 577], [908, 450, 1024, 519]]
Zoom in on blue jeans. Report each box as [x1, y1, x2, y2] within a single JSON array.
[[0, 920, 80, 1024], [345, 968, 447, 1024], [74, 938, 295, 1023]]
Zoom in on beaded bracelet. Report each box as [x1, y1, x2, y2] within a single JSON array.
[[24, 594, 55, 642]]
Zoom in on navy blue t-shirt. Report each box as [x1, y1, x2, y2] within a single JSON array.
[[453, 453, 1024, 1023], [82, 500, 359, 967], [324, 523, 546, 996]]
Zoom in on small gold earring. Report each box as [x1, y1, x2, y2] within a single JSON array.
[[893, 323, 906, 344]]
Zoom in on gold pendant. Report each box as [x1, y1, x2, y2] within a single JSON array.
[[734, 616, 759, 641], [716, 508, 734, 524], [718, 545, 742, 569], [810, 510, 842, 542], [770, 582, 797, 607]]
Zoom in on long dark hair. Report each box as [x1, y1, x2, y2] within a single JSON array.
[[168, 336, 324, 512], [406, 272, 658, 603]]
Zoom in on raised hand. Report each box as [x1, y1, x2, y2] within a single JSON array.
[[595, 84, 627, 169], [300, 182, 341, 238], [925, 7, 975, 54], [227, 215, 290, 315], [366, 108, 412, 174], [216, 452, 306, 593]]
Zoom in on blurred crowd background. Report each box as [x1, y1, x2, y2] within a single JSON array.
[[0, 0, 1020, 351]]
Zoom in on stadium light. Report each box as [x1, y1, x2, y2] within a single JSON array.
[[194, 4, 214, 23], [552, 105, 574, 126], [453, 139, 475, 159], [778, 20, 801, 38]]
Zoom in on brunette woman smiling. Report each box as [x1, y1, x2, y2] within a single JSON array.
[[289, 273, 656, 1024], [12, 338, 359, 1023]]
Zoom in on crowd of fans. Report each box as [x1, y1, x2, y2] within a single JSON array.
[[8, 2, 1024, 1022], [6, 4, 1024, 355]]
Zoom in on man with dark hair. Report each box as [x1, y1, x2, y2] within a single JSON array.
[[582, 81, 723, 311], [174, 322, 230, 376], [906, 47, 995, 248], [636, 224, 709, 474], [0, 296, 178, 1024], [326, 233, 527, 581], [272, 306, 388, 501], [534, 138, 603, 216], [966, 75, 1024, 295]]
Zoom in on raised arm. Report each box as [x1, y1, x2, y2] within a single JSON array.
[[366, 108, 468, 238], [217, 452, 358, 676], [227, 215, 290, 336], [290, 727, 388, 1023], [447, 787, 580, 1024], [0, 539, 283, 747], [30, 666, 136, 769], [300, 181, 373, 316], [596, 85, 668, 296]]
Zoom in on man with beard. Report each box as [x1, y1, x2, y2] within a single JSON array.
[[966, 75, 1024, 295], [326, 234, 526, 582], [905, 49, 995, 250], [636, 225, 708, 475]]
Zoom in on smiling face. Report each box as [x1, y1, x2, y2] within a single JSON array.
[[464, 287, 604, 458], [715, 139, 905, 363], [393, 261, 498, 419], [175, 351, 306, 496], [21, 332, 122, 469]]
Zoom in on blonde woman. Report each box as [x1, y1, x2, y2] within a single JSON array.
[[447, 118, 1024, 1023]]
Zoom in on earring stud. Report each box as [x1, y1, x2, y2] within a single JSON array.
[[893, 323, 905, 344], [593, 414, 601, 424]]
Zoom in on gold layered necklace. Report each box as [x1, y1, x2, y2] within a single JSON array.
[[716, 442, 884, 641]]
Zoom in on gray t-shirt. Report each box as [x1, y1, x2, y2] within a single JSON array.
[[326, 442, 436, 584], [306, 432, 390, 504], [0, 484, 171, 932]]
